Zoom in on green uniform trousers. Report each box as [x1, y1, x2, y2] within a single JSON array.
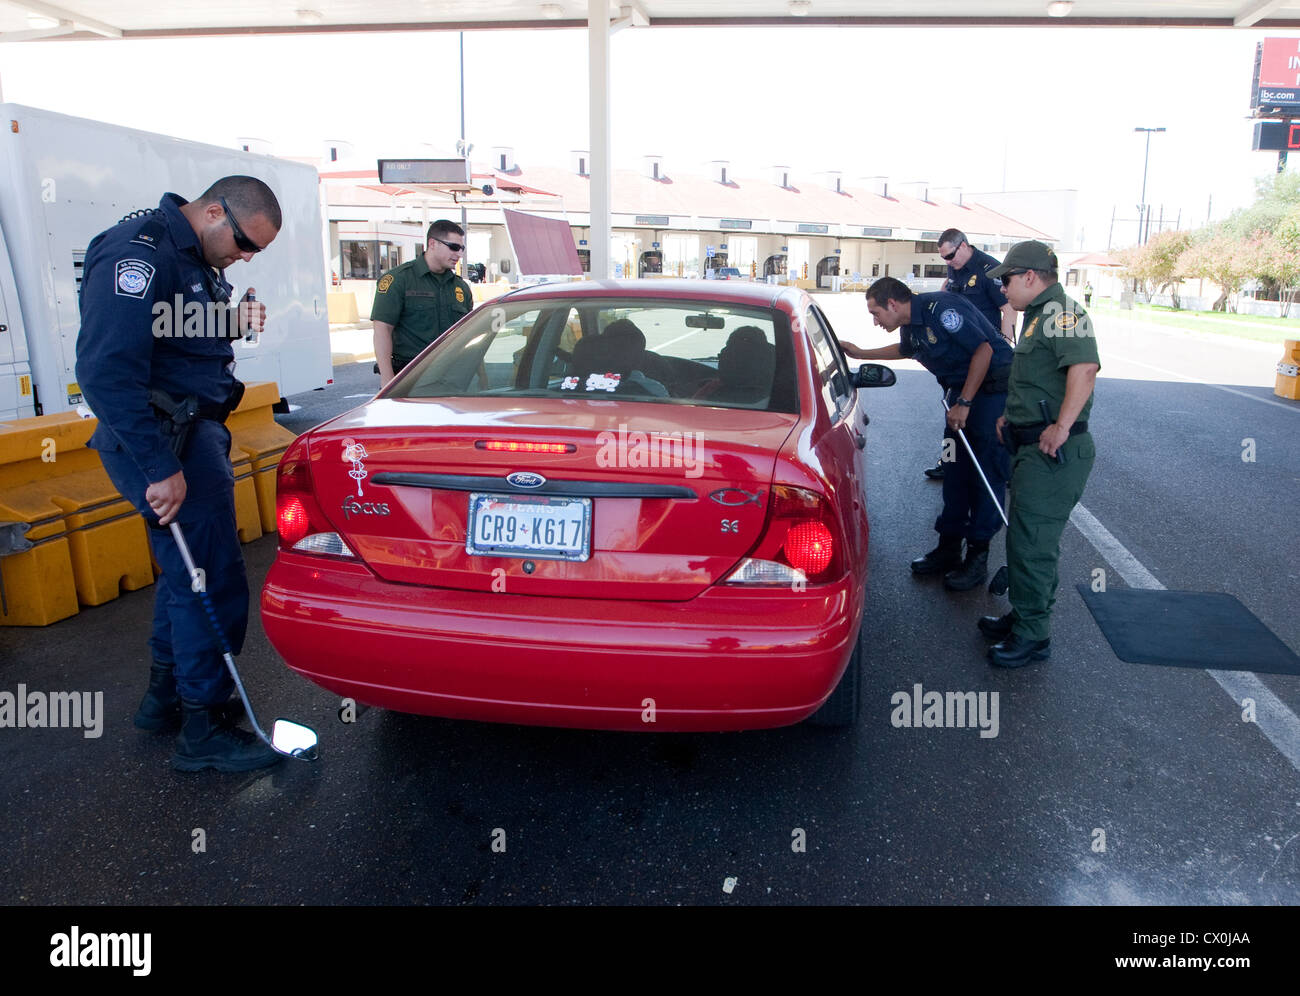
[[1006, 432, 1096, 642]]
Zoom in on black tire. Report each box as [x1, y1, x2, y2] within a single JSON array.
[[805, 633, 862, 727]]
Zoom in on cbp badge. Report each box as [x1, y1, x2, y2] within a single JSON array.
[[967, 274, 977, 288], [115, 259, 155, 298], [455, 286, 466, 304], [927, 329, 938, 344], [376, 274, 394, 293], [1024, 317, 1040, 339]]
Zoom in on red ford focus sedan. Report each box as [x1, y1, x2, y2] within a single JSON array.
[[262, 279, 894, 731]]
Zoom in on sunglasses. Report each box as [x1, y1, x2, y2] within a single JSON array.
[[431, 236, 465, 253], [939, 244, 963, 261], [219, 196, 263, 254]]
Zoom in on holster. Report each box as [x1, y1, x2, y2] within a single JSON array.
[[149, 390, 199, 459], [150, 379, 244, 458]]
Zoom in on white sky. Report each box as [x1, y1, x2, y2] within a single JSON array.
[[0, 23, 1290, 250]]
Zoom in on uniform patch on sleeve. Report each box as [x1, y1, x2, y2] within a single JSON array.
[[1056, 312, 1079, 332], [377, 274, 394, 293], [939, 308, 963, 332], [115, 259, 156, 298]]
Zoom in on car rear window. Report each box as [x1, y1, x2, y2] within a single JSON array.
[[387, 297, 800, 413]]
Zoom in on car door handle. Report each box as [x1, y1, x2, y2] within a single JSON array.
[[853, 432, 866, 450], [860, 412, 870, 427]]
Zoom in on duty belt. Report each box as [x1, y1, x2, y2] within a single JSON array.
[[1005, 419, 1088, 449]]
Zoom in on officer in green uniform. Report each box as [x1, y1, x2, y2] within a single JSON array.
[[371, 220, 471, 387], [981, 241, 1100, 668]]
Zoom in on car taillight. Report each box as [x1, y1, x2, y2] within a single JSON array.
[[275, 435, 355, 558], [723, 485, 843, 586], [784, 521, 834, 575]]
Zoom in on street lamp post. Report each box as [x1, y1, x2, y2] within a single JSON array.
[[1134, 126, 1165, 245]]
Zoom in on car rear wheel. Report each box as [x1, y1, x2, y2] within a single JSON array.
[[805, 631, 862, 727]]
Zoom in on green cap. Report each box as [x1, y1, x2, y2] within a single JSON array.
[[987, 240, 1058, 278]]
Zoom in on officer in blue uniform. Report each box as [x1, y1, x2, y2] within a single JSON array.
[[76, 176, 283, 772], [939, 228, 1016, 343], [918, 229, 1017, 482], [841, 277, 1013, 590]]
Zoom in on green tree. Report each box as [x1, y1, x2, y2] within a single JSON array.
[[1179, 230, 1257, 312]]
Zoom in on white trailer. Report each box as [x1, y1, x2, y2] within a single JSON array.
[[0, 103, 331, 420]]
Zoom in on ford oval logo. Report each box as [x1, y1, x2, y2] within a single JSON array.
[[507, 472, 546, 489]]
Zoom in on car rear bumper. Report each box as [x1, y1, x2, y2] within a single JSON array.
[[262, 553, 863, 732]]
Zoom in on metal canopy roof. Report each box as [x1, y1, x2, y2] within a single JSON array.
[[4, 0, 1300, 40]]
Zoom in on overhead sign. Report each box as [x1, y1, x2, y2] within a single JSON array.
[[1252, 39, 1300, 111], [796, 223, 829, 234], [1253, 120, 1300, 150], [634, 215, 669, 226], [719, 219, 752, 230], [377, 159, 471, 185]]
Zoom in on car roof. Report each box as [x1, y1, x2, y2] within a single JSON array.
[[496, 278, 803, 310]]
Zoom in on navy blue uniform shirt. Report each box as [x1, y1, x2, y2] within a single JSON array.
[[945, 246, 1008, 333], [76, 193, 240, 485], [897, 291, 1014, 389]]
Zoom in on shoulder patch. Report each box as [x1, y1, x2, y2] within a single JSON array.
[[939, 308, 963, 332], [115, 259, 156, 298], [1056, 312, 1078, 332], [377, 273, 394, 293]]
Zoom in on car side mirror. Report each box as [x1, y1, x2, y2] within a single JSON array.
[[853, 363, 897, 389]]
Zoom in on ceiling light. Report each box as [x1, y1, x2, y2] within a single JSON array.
[[296, 9, 324, 24], [789, 1, 812, 16], [1046, 1, 1074, 16], [540, 3, 564, 18]]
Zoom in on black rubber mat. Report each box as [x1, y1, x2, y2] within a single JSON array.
[[1076, 586, 1300, 675]]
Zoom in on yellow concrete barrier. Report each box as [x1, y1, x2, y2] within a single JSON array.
[[327, 291, 359, 324], [1275, 339, 1300, 401], [226, 381, 297, 535], [0, 412, 94, 625]]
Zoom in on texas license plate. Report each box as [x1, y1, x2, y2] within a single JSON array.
[[466, 493, 592, 561]]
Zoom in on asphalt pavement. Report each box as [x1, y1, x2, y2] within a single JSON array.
[[2, 301, 1298, 905]]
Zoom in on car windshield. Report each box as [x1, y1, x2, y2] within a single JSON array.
[[387, 296, 799, 413]]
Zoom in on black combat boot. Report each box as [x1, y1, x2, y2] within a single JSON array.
[[135, 662, 245, 732], [943, 540, 989, 591], [134, 660, 180, 730], [977, 612, 1016, 640], [171, 700, 282, 773], [910, 535, 963, 576]]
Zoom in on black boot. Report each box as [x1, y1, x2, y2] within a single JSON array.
[[134, 661, 180, 731], [135, 662, 245, 732], [977, 612, 1016, 640], [172, 700, 282, 773], [911, 535, 963, 576], [944, 541, 989, 591]]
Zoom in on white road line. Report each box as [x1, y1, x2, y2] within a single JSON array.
[[1103, 352, 1300, 414], [1070, 502, 1300, 774], [657, 328, 702, 351]]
